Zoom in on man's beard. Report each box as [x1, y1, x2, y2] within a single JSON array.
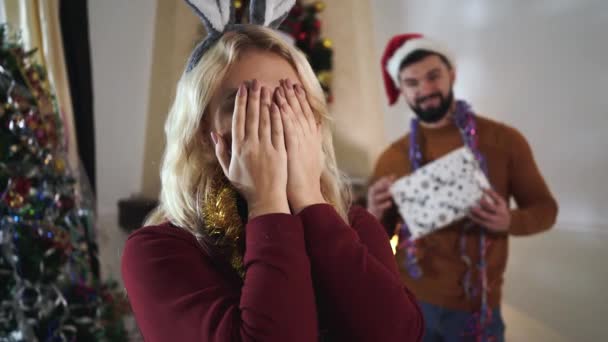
[[408, 90, 454, 124]]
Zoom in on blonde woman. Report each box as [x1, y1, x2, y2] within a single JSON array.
[[121, 1, 423, 341]]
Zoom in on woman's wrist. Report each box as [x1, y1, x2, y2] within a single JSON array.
[[248, 193, 290, 218], [290, 190, 326, 215]]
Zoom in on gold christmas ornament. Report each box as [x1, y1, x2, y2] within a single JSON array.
[[322, 38, 333, 49], [9, 193, 24, 208], [314, 1, 326, 12], [55, 158, 65, 173], [317, 71, 332, 86]]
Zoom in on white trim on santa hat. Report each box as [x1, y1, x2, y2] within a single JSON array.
[[386, 37, 455, 88]]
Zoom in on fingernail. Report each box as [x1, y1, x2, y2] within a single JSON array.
[[285, 78, 293, 89], [210, 132, 218, 145], [294, 83, 302, 95], [252, 79, 260, 91], [260, 86, 267, 98], [238, 83, 246, 97]]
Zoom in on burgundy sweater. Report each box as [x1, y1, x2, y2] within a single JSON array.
[[122, 204, 423, 341]]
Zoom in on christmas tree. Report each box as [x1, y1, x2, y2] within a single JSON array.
[[234, 0, 334, 102], [0, 26, 128, 341]]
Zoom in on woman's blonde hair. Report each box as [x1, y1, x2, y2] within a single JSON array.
[[146, 25, 351, 235]]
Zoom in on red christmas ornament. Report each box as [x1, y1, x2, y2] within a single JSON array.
[[102, 291, 114, 304], [55, 195, 74, 211], [35, 128, 48, 147], [74, 284, 97, 299], [314, 20, 321, 30], [283, 21, 302, 38], [13, 177, 32, 196], [291, 4, 303, 17], [298, 32, 307, 41], [55, 195, 75, 212]]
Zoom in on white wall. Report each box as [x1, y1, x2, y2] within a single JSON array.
[[371, 0, 608, 228], [87, 0, 608, 226], [89, 0, 157, 215]]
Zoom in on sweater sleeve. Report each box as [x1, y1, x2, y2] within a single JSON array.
[[121, 214, 317, 342], [298, 204, 423, 342], [506, 128, 559, 235]]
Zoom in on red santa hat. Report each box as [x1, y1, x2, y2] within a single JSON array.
[[381, 33, 455, 106]]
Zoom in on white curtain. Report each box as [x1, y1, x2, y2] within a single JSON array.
[[0, 0, 81, 188]]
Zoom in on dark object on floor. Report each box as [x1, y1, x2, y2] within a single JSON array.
[[118, 196, 158, 233]]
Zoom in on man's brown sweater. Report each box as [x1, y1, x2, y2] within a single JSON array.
[[371, 115, 558, 311]]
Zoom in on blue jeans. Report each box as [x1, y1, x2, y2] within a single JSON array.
[[419, 302, 505, 342]]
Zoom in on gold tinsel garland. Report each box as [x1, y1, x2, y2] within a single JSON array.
[[200, 177, 246, 278]]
